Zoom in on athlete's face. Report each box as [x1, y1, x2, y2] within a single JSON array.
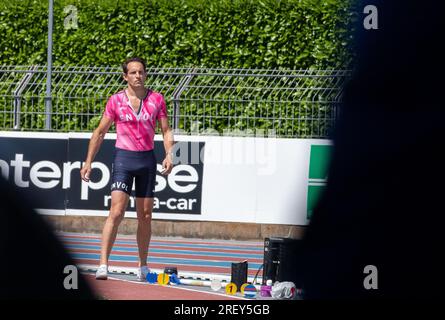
[[123, 62, 147, 88]]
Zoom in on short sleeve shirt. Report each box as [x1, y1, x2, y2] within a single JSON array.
[[103, 90, 168, 151]]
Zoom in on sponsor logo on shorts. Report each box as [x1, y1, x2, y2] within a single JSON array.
[[111, 181, 129, 192]]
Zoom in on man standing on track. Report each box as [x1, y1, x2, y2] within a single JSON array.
[[80, 57, 174, 281]]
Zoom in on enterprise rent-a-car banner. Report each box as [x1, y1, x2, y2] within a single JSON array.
[[1, 131, 331, 225], [0, 133, 204, 215]]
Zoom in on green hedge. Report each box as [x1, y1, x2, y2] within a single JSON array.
[[0, 0, 355, 69], [0, 0, 356, 136]]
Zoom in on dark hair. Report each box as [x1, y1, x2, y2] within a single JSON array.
[[122, 57, 147, 74]]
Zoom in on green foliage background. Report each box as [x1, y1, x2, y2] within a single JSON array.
[[0, 0, 355, 69], [0, 0, 357, 136]]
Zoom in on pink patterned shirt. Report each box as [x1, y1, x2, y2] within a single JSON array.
[[103, 90, 168, 151]]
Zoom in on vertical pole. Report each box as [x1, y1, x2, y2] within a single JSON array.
[[13, 97, 21, 130], [45, 0, 54, 130]]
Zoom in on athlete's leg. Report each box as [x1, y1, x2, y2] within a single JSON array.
[[99, 190, 129, 266], [135, 197, 154, 267]]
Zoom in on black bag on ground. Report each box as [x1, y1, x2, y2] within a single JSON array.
[[231, 260, 248, 292]]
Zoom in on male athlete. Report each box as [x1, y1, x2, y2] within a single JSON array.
[[80, 57, 174, 281]]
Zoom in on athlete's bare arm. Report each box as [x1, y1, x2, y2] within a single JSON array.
[[159, 117, 174, 175], [80, 116, 114, 182]]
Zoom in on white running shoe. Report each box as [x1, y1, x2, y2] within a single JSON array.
[[95, 264, 108, 280], [136, 266, 150, 282]]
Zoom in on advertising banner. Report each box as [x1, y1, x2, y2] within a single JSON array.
[[0, 131, 333, 225], [0, 133, 205, 215], [67, 138, 205, 214], [0, 136, 67, 211]]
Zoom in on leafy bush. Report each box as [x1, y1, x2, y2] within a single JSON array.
[[0, 0, 356, 136], [0, 0, 355, 69]]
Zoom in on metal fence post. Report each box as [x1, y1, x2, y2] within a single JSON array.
[[13, 66, 37, 130], [171, 67, 196, 132], [45, 0, 54, 130]]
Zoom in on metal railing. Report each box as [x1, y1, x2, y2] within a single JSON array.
[[0, 66, 351, 138]]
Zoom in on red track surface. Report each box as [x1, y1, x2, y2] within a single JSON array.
[[84, 274, 244, 300]]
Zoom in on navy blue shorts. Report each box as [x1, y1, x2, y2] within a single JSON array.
[[111, 148, 157, 198]]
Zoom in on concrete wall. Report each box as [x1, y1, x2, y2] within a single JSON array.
[[44, 216, 306, 241]]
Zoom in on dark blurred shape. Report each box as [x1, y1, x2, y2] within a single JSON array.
[[163, 266, 178, 275], [300, 0, 445, 298], [263, 237, 302, 287], [0, 177, 96, 299]]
